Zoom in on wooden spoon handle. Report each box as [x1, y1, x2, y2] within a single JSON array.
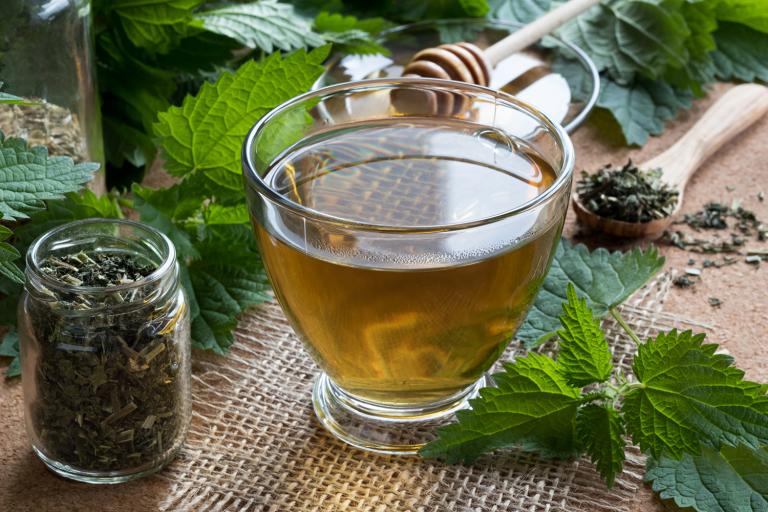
[[643, 84, 768, 189], [484, 0, 601, 66]]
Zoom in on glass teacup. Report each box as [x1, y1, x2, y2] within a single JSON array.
[[243, 79, 574, 454]]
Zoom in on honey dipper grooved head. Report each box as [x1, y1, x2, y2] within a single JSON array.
[[403, 43, 491, 87]]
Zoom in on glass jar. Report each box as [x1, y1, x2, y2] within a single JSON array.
[[19, 219, 191, 483], [0, 0, 104, 189]]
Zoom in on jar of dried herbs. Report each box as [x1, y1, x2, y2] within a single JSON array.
[[0, 0, 104, 190], [18, 219, 191, 483]]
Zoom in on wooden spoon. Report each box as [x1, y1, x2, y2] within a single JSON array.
[[573, 83, 768, 239], [392, 0, 600, 116]]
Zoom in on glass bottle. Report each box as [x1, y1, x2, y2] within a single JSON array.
[[19, 219, 191, 483], [0, 0, 104, 189]]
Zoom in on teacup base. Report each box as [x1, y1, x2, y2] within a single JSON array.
[[311, 372, 490, 455]]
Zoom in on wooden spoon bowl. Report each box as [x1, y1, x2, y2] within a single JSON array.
[[573, 84, 768, 238]]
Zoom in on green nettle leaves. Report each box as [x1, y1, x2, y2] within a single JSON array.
[[576, 404, 626, 487], [0, 133, 100, 282], [557, 0, 690, 84], [0, 225, 23, 284], [711, 23, 768, 83], [423, 284, 768, 510], [518, 240, 664, 348], [646, 445, 768, 511], [624, 330, 768, 459], [420, 354, 581, 463], [193, 1, 324, 53], [556, 284, 612, 387], [112, 0, 204, 53], [595, 78, 693, 146], [137, 46, 329, 352], [154, 45, 329, 189], [0, 133, 99, 221]]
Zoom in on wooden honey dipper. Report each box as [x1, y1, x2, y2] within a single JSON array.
[[393, 0, 600, 116]]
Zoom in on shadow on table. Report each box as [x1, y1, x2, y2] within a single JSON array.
[[2, 450, 169, 511]]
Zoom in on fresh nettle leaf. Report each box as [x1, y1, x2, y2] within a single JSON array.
[[518, 240, 664, 348], [0, 224, 23, 284], [576, 404, 625, 487], [420, 354, 581, 463], [0, 91, 34, 106], [11, 191, 124, 251], [487, 0, 550, 25], [132, 184, 201, 261], [595, 77, 693, 146], [711, 23, 768, 83], [193, 1, 325, 53], [646, 444, 768, 512], [0, 132, 100, 221], [624, 330, 768, 459], [154, 45, 330, 189], [716, 0, 768, 34], [396, 0, 490, 21], [186, 225, 271, 353], [556, 0, 690, 85], [556, 283, 612, 387], [111, 0, 203, 53], [313, 12, 388, 54], [0, 329, 20, 378]]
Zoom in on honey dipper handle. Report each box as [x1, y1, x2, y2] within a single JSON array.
[[484, 0, 601, 66], [643, 84, 768, 189]]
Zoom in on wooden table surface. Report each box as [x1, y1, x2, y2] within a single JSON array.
[[1, 84, 766, 512]]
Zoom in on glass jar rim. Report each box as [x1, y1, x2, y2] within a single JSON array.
[[242, 77, 575, 234], [26, 218, 177, 294]]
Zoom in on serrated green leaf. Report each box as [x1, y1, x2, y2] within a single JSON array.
[[112, 0, 203, 53], [0, 91, 34, 106], [193, 0, 324, 53], [596, 76, 693, 146], [716, 0, 768, 34], [203, 204, 250, 225], [577, 404, 626, 487], [0, 237, 23, 284], [397, 0, 489, 20], [314, 12, 388, 54], [646, 444, 768, 512], [624, 330, 768, 460], [420, 353, 580, 463], [519, 240, 664, 348], [556, 0, 690, 84], [103, 117, 158, 169], [11, 190, 123, 251], [0, 133, 100, 221], [488, 0, 551, 25], [132, 184, 201, 261], [154, 45, 330, 182], [557, 284, 612, 387], [711, 23, 768, 83], [0, 329, 20, 378], [185, 224, 271, 353]]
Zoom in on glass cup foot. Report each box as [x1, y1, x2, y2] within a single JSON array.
[[312, 372, 489, 455]]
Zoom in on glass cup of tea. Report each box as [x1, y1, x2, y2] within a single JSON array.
[[243, 78, 574, 454]]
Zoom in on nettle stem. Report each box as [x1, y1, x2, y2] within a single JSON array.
[[610, 307, 642, 345]]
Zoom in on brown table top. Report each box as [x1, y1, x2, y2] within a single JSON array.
[[1, 83, 766, 512]]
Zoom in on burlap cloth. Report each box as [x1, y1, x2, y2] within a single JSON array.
[[155, 272, 708, 512]]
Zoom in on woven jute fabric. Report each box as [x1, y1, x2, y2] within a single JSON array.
[[158, 273, 707, 512]]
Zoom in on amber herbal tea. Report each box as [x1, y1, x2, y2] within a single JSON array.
[[255, 119, 562, 407]]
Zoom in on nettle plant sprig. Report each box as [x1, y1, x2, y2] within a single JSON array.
[[422, 284, 768, 510]]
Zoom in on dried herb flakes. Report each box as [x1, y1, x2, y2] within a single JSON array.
[[576, 161, 679, 223], [27, 251, 188, 472]]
